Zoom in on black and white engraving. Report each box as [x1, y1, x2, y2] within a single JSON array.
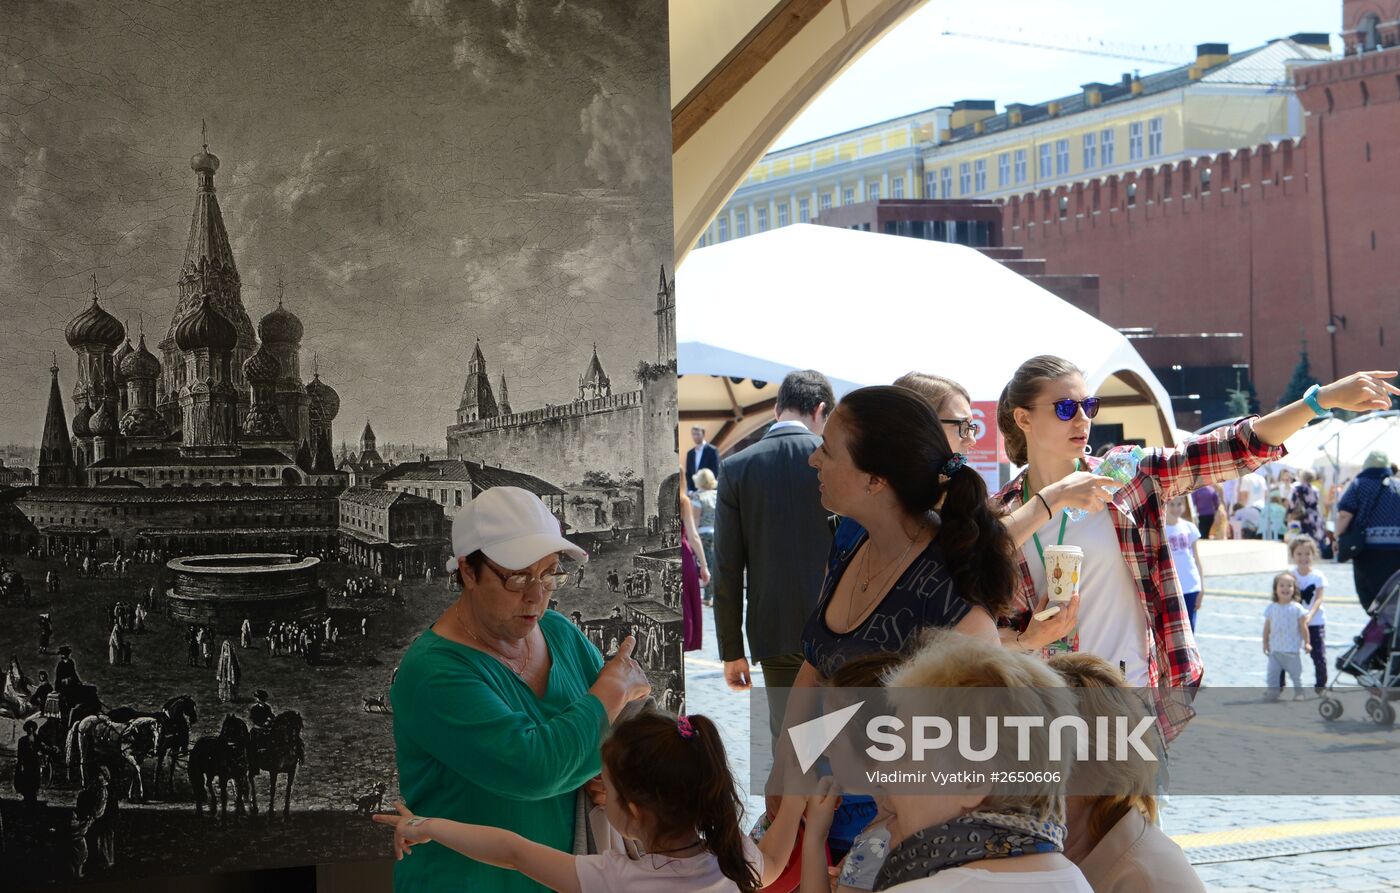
[[0, 0, 677, 884]]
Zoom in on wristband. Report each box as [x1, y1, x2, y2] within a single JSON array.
[[1303, 384, 1328, 418], [1034, 492, 1053, 520]]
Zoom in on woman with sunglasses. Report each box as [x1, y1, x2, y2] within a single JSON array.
[[391, 486, 652, 893], [993, 355, 1398, 744]]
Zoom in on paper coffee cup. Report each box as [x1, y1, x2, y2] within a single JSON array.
[[1043, 545, 1083, 604]]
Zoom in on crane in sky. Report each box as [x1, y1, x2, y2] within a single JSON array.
[[939, 30, 1187, 66]]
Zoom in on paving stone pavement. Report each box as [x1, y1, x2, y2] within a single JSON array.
[[685, 557, 1400, 890]]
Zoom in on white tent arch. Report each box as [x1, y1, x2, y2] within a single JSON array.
[[676, 225, 1176, 455]]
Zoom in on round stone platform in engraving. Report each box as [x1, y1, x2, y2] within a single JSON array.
[[166, 553, 326, 633]]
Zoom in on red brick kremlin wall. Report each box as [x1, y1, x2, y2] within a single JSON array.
[[1295, 45, 1400, 391], [1000, 141, 1317, 408]]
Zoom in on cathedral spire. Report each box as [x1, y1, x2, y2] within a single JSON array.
[[39, 359, 76, 485], [183, 131, 237, 277]]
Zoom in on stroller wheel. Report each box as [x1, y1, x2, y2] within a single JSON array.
[[1365, 697, 1397, 726], [1319, 698, 1343, 721]]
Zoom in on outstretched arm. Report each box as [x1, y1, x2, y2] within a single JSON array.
[[1253, 372, 1399, 446], [375, 805, 581, 893]]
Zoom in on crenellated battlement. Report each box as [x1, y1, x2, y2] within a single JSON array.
[[1004, 138, 1304, 228], [448, 388, 643, 436]]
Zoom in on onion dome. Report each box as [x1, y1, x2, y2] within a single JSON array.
[[191, 145, 220, 174], [64, 294, 125, 349], [119, 334, 161, 380], [112, 337, 133, 380], [242, 343, 282, 384], [71, 403, 94, 437], [306, 372, 340, 421], [258, 300, 304, 345], [89, 402, 117, 436], [174, 293, 237, 352]]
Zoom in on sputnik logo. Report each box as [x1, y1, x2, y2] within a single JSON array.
[[787, 701, 864, 773]]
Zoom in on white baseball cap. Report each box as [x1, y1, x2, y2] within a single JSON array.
[[446, 486, 587, 573]]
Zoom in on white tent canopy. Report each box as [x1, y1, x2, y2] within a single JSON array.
[[669, 1, 925, 265], [1294, 413, 1400, 478], [1275, 416, 1347, 473], [677, 225, 1176, 450]]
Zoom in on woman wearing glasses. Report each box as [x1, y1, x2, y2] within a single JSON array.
[[390, 486, 651, 893], [993, 354, 1398, 744]]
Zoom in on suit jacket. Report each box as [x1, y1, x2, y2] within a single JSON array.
[[714, 425, 831, 662], [684, 442, 720, 492]]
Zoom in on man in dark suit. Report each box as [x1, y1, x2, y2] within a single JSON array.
[[684, 426, 720, 495], [714, 370, 834, 747]]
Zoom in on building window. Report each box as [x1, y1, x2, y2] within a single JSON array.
[[867, 183, 880, 201], [842, 187, 854, 205], [1129, 122, 1144, 161], [1039, 144, 1052, 179], [735, 211, 748, 237], [717, 217, 728, 241], [1055, 139, 1070, 175], [892, 177, 904, 199], [455, 490, 463, 507], [958, 162, 970, 195], [1147, 117, 1163, 156], [974, 159, 987, 192], [798, 197, 811, 222], [1082, 132, 1097, 169], [924, 171, 936, 198], [997, 153, 1010, 187], [777, 202, 789, 226], [1014, 149, 1027, 184], [820, 192, 832, 211], [756, 207, 768, 231], [940, 166, 952, 198], [1101, 129, 1115, 166]]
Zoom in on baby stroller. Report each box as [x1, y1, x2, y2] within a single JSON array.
[[1319, 569, 1400, 725]]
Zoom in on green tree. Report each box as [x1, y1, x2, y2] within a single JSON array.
[[1279, 339, 1314, 407]]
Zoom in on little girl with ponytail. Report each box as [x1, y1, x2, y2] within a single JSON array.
[[376, 708, 805, 892]]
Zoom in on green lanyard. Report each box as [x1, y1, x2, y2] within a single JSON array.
[[1025, 460, 1078, 567]]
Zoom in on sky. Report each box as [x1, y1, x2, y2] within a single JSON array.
[[773, 0, 1344, 150], [0, 0, 671, 450]]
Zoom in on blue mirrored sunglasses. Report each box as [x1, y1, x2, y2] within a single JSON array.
[[1037, 397, 1101, 421]]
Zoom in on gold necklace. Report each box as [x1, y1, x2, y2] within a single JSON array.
[[454, 601, 531, 678], [847, 532, 920, 627]]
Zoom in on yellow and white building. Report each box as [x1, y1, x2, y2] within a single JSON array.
[[699, 36, 1333, 247]]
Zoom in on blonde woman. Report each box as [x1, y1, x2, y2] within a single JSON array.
[[1049, 653, 1205, 893], [851, 631, 1091, 891]]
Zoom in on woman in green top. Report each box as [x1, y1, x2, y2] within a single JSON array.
[[391, 486, 651, 892]]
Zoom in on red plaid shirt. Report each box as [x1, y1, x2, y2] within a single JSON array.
[[993, 418, 1285, 742]]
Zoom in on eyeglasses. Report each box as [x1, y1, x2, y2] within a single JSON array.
[[1033, 397, 1101, 421], [481, 560, 571, 592], [940, 418, 981, 439]]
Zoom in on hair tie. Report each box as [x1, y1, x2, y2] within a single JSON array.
[[676, 715, 696, 739], [942, 454, 966, 476]]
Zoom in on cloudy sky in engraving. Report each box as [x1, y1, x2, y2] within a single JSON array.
[[0, 0, 672, 449]]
